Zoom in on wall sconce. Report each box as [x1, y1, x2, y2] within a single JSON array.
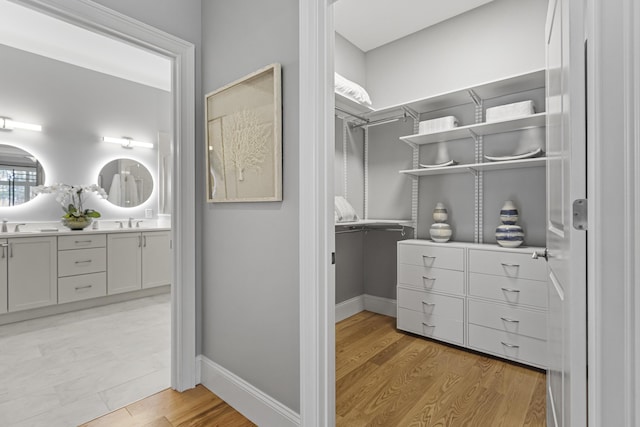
[[102, 136, 153, 149], [0, 117, 42, 132]]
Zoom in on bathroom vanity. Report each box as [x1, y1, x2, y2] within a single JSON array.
[[0, 225, 171, 323]]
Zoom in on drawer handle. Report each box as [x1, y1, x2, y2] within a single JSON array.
[[422, 255, 436, 259], [421, 301, 435, 306], [74, 285, 93, 291], [422, 322, 435, 328], [500, 317, 520, 323], [501, 341, 520, 349], [74, 240, 92, 245], [501, 287, 521, 293], [501, 263, 520, 268], [75, 260, 93, 264]]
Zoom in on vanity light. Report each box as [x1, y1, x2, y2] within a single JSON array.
[[0, 117, 42, 132], [102, 136, 153, 149]]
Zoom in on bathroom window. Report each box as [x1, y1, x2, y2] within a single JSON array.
[[0, 166, 38, 206]]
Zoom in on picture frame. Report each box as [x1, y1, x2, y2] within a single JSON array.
[[205, 63, 282, 202]]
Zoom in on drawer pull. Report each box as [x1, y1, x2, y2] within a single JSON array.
[[422, 255, 436, 259], [74, 285, 93, 291], [74, 240, 92, 245], [501, 287, 521, 293], [501, 263, 520, 268], [422, 322, 435, 328], [501, 341, 520, 349], [500, 317, 520, 323], [421, 301, 435, 306], [75, 260, 93, 264]]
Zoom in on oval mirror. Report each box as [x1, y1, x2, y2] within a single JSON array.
[[0, 144, 45, 207], [99, 159, 153, 207]]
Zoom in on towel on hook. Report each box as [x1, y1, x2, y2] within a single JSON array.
[[108, 174, 121, 205], [125, 175, 139, 206]]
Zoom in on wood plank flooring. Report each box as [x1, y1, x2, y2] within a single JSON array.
[[80, 385, 255, 427], [336, 311, 546, 426], [84, 310, 545, 426]]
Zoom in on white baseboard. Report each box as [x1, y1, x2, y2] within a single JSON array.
[[364, 294, 397, 318], [334, 294, 396, 321], [335, 295, 365, 322], [197, 355, 300, 427]]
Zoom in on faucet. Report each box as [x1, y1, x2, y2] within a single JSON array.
[[128, 217, 134, 228], [1, 219, 7, 233], [14, 223, 25, 232]]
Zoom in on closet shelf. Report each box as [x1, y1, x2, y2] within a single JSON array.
[[335, 219, 413, 227], [335, 92, 375, 117], [399, 157, 546, 176], [399, 113, 546, 146]]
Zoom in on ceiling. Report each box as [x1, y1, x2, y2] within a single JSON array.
[[0, 0, 171, 92], [334, 0, 496, 52]]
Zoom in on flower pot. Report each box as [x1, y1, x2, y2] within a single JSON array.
[[62, 216, 93, 230]]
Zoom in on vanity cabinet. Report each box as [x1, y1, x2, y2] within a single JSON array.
[[7, 236, 57, 312], [397, 239, 547, 368], [107, 231, 171, 295], [0, 240, 6, 314], [57, 234, 107, 303]]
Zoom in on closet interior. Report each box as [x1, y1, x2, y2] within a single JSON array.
[[333, 0, 548, 369]]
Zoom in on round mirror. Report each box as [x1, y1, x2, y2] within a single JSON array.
[[99, 159, 153, 207], [0, 144, 45, 207]]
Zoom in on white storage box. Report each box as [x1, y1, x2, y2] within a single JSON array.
[[418, 116, 458, 134], [486, 100, 535, 122]]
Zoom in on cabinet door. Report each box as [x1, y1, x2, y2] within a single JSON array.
[[8, 236, 57, 312], [142, 231, 171, 288], [0, 240, 7, 314], [107, 233, 142, 295]]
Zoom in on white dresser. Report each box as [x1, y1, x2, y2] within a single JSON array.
[[397, 239, 547, 368]]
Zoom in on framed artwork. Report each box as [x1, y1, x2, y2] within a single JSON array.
[[205, 63, 282, 202]]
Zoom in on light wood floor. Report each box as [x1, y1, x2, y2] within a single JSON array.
[[84, 311, 545, 427], [336, 311, 546, 426], [80, 385, 255, 427]]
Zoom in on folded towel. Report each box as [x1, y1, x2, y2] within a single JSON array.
[[418, 116, 458, 134], [486, 100, 535, 122], [335, 72, 372, 106], [334, 196, 359, 223]]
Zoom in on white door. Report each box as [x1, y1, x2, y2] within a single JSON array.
[[107, 232, 142, 295], [0, 239, 7, 314], [142, 231, 171, 288], [544, 0, 587, 426]]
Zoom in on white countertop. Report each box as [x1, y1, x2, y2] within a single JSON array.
[[0, 220, 171, 238]]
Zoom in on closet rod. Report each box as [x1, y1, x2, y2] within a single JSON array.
[[350, 113, 406, 129], [335, 107, 368, 123]]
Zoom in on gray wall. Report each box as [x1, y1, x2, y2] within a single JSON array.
[[365, 0, 548, 108], [200, 0, 300, 413], [334, 32, 367, 87], [335, 232, 364, 303], [0, 44, 169, 221], [334, 117, 365, 218]]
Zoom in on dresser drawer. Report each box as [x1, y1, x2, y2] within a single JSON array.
[[397, 307, 464, 345], [468, 324, 546, 368], [58, 248, 107, 277], [469, 273, 548, 309], [468, 249, 546, 281], [468, 299, 547, 340], [397, 286, 463, 320], [58, 272, 107, 303], [58, 234, 106, 250], [397, 264, 464, 295], [398, 243, 463, 271]]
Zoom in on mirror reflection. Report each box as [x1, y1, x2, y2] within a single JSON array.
[[0, 144, 45, 206], [99, 158, 153, 208]]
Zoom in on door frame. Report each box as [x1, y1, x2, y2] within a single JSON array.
[[11, 0, 197, 392]]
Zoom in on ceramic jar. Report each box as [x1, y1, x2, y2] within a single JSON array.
[[495, 200, 524, 247], [430, 202, 452, 243]]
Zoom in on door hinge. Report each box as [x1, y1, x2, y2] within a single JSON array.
[[573, 199, 587, 230], [331, 252, 336, 265]]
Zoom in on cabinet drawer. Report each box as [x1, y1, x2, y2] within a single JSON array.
[[397, 307, 464, 345], [469, 273, 548, 309], [397, 264, 464, 295], [58, 234, 106, 250], [398, 243, 463, 271], [468, 299, 547, 340], [58, 272, 106, 303], [397, 286, 463, 320], [58, 248, 106, 277], [468, 249, 546, 281], [468, 324, 546, 368]]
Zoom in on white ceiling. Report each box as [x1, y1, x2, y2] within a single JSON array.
[[334, 0, 496, 52], [0, 1, 171, 92]]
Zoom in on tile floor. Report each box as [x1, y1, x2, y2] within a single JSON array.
[[0, 292, 171, 427]]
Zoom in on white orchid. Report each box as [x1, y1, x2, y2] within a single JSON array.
[[32, 183, 107, 219]]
